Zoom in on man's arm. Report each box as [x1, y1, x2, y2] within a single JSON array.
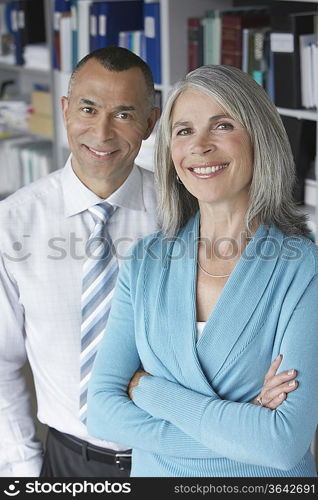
[[0, 253, 43, 477]]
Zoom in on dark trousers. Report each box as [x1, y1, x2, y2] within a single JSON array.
[[40, 428, 131, 477]]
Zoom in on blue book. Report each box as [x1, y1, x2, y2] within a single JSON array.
[[89, 2, 99, 52], [144, 1, 161, 84], [11, 1, 23, 65], [70, 0, 78, 68], [53, 0, 71, 70], [95, 1, 143, 48], [97, 1, 107, 48]]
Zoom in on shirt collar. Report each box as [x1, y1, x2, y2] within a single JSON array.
[[62, 155, 146, 217]]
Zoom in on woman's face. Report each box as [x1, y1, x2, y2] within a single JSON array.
[[170, 89, 254, 210]]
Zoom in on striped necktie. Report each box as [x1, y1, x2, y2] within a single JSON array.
[[79, 202, 118, 423]]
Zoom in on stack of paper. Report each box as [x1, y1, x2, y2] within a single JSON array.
[[23, 44, 50, 70]]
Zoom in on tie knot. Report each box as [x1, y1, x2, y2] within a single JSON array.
[[88, 203, 115, 225]]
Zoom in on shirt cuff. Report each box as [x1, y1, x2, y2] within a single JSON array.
[[11, 454, 43, 477]]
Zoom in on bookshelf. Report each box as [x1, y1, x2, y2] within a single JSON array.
[[0, 0, 317, 468], [0, 0, 317, 237]]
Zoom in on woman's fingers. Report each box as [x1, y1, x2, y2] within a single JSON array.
[[265, 392, 286, 410], [261, 379, 298, 409], [264, 367, 297, 391], [255, 354, 298, 409], [263, 354, 283, 384]]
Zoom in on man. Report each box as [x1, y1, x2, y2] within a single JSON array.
[[0, 47, 159, 477]]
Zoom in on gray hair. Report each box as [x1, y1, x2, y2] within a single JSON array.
[[155, 65, 309, 237]]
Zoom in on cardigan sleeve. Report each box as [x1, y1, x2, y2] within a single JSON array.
[[132, 272, 318, 471], [87, 253, 220, 458]]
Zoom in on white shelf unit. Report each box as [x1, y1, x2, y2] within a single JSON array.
[[277, 107, 318, 235], [0, 0, 57, 156], [157, 0, 232, 103], [157, 0, 318, 237], [0, 0, 317, 235]]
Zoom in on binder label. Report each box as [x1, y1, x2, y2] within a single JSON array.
[[18, 10, 25, 29], [54, 12, 61, 31], [71, 6, 77, 31], [270, 33, 294, 53], [90, 15, 97, 37], [99, 15, 107, 36], [145, 16, 155, 38], [11, 10, 18, 32]]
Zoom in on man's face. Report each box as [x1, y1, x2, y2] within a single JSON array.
[[61, 60, 158, 197]]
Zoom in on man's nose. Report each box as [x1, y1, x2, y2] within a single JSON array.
[[93, 115, 114, 142]]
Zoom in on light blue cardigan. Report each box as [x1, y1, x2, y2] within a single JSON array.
[[87, 213, 318, 477]]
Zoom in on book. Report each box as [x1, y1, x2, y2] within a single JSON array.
[[0, 2, 15, 64], [187, 17, 201, 72], [53, 0, 71, 70], [97, 1, 107, 49], [77, 0, 91, 61], [19, 141, 53, 184], [31, 90, 53, 116], [202, 9, 222, 66], [299, 32, 318, 109], [144, 0, 161, 84], [270, 4, 317, 109], [60, 11, 72, 73], [28, 113, 53, 138], [281, 116, 316, 204], [94, 1, 143, 48], [221, 8, 270, 69], [89, 1, 99, 51], [10, 1, 23, 65], [118, 30, 146, 59], [19, 0, 46, 48], [70, 0, 78, 68], [244, 26, 271, 89]]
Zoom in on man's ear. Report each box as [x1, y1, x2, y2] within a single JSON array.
[[144, 107, 160, 140], [60, 96, 69, 127]]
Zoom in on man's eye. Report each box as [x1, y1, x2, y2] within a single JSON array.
[[116, 112, 130, 119], [81, 107, 95, 114]]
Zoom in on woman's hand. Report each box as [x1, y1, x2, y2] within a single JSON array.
[[253, 354, 298, 409], [128, 369, 151, 400]]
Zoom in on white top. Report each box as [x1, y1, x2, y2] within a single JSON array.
[[196, 322, 206, 342], [0, 157, 159, 477]]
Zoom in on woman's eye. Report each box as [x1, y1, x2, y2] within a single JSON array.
[[215, 122, 234, 131], [177, 128, 192, 136]]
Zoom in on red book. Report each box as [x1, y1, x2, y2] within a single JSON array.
[[221, 9, 270, 69], [221, 15, 242, 67], [187, 17, 201, 72]]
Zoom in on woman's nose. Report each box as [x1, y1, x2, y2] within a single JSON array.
[[190, 131, 216, 155]]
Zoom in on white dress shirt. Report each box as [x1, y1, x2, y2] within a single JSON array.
[[0, 157, 159, 477]]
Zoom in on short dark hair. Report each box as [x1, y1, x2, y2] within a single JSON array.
[[68, 46, 155, 110]]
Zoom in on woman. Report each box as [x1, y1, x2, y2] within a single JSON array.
[[87, 65, 318, 476]]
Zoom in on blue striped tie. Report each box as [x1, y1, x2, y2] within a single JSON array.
[[80, 202, 118, 423]]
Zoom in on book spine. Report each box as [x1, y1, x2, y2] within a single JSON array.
[[221, 15, 242, 69], [187, 18, 200, 72], [144, 1, 161, 84]]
